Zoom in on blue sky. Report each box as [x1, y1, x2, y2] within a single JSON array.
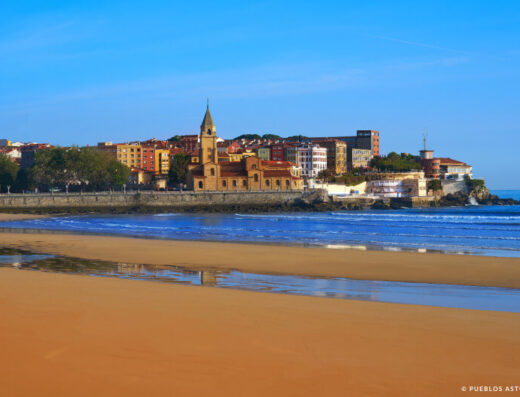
[[0, 1, 519, 188]]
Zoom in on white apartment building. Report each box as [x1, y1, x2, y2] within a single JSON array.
[[297, 144, 327, 178]]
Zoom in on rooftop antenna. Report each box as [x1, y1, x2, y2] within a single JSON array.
[[423, 129, 428, 151]]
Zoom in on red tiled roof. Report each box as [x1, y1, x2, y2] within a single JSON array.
[[436, 158, 469, 166]]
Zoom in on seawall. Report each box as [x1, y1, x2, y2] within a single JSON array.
[[0, 190, 326, 212]]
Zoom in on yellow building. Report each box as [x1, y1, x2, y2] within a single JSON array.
[[154, 149, 170, 175], [98, 142, 143, 169], [187, 106, 303, 191]]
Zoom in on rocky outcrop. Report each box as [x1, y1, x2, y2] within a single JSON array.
[[469, 185, 491, 201]]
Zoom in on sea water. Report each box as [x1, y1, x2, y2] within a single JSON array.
[[1, 198, 519, 257]]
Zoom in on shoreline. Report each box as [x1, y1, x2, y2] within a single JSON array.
[[2, 231, 520, 288], [0, 213, 47, 222], [1, 267, 519, 396]]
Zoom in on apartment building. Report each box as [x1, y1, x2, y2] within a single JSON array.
[[311, 139, 347, 175], [347, 147, 372, 169]]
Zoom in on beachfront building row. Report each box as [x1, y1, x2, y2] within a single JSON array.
[[186, 106, 303, 191]]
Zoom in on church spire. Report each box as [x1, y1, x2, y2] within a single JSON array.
[[200, 102, 216, 134]]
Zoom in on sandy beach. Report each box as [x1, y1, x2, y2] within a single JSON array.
[[1, 229, 520, 396], [1, 267, 519, 397], [1, 231, 520, 288]]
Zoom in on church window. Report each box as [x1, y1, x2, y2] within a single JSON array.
[[198, 181, 203, 189], [207, 129, 212, 135], [276, 180, 281, 186], [233, 180, 237, 187], [242, 180, 247, 187], [254, 174, 258, 182], [222, 180, 227, 187], [210, 168, 215, 176], [266, 180, 270, 186], [286, 180, 290, 186]]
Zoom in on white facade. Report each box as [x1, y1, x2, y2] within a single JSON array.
[[366, 172, 427, 198], [297, 145, 327, 178]]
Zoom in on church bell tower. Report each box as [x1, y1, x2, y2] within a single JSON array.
[[199, 103, 217, 164]]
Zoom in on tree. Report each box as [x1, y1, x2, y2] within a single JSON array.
[[464, 175, 485, 190], [234, 134, 261, 140], [31, 147, 76, 189], [0, 154, 19, 192], [370, 153, 421, 172], [262, 134, 281, 140], [317, 169, 331, 182], [13, 168, 32, 192], [107, 159, 131, 187], [168, 153, 189, 186], [30, 146, 131, 191], [168, 135, 181, 142], [287, 135, 308, 141], [428, 179, 442, 192]]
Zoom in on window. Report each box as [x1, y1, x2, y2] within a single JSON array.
[[276, 180, 281, 186], [252, 164, 256, 169], [198, 181, 203, 189], [242, 180, 247, 187], [233, 180, 237, 187], [254, 174, 258, 182], [222, 180, 227, 187], [207, 129, 212, 135], [210, 168, 215, 176], [285, 180, 290, 186], [266, 180, 270, 186]]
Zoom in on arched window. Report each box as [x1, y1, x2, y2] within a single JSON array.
[[242, 180, 247, 187], [207, 129, 212, 135], [254, 174, 258, 182], [233, 180, 237, 187], [222, 180, 227, 187], [198, 181, 203, 189], [285, 180, 290, 186], [266, 180, 270, 186], [210, 168, 215, 176], [276, 180, 281, 186]]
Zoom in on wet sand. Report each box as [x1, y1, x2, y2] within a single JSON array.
[[1, 232, 520, 288], [1, 268, 519, 397], [0, 213, 46, 221]]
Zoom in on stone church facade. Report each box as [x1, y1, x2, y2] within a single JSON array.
[[187, 106, 303, 192]]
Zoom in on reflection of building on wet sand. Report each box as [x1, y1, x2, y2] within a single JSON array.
[[117, 263, 146, 274], [200, 271, 218, 286], [312, 278, 380, 301]]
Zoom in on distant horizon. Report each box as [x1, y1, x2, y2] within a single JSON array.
[[1, 1, 519, 189]]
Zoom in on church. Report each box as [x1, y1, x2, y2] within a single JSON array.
[[187, 106, 303, 192]]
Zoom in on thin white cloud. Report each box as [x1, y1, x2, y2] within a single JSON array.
[[0, 55, 468, 115], [368, 34, 469, 55]]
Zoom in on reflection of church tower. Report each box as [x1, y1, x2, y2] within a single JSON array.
[[199, 104, 217, 165]]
